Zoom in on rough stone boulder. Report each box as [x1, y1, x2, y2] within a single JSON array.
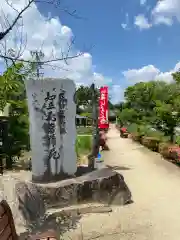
[[0, 168, 132, 234], [35, 167, 132, 208]]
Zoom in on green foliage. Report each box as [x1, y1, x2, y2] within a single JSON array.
[[118, 108, 139, 125], [0, 63, 26, 110], [0, 63, 31, 167], [75, 85, 99, 114], [119, 74, 180, 143], [127, 123, 139, 134], [175, 136, 180, 145], [172, 71, 180, 84]]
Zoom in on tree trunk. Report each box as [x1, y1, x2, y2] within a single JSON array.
[[88, 83, 99, 170], [6, 155, 13, 169], [169, 126, 175, 143]]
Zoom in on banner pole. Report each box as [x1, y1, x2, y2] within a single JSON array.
[[88, 83, 99, 170]]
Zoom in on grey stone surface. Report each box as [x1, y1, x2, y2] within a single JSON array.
[[25, 78, 77, 183], [15, 181, 45, 224], [16, 168, 132, 209], [0, 167, 132, 236]]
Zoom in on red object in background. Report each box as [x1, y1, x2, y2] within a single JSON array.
[[98, 86, 109, 129], [121, 127, 127, 133]]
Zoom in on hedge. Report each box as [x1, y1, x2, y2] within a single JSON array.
[[141, 136, 160, 152], [126, 123, 180, 164]]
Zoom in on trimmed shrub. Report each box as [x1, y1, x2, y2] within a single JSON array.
[[158, 142, 170, 158], [131, 133, 142, 142], [127, 123, 139, 134], [141, 136, 160, 151], [170, 149, 180, 163], [168, 146, 180, 162], [158, 142, 179, 159]]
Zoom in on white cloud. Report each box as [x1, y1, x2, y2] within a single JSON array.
[[134, 14, 152, 29], [123, 65, 159, 82], [134, 0, 180, 30], [123, 62, 180, 83], [109, 85, 124, 103], [152, 0, 180, 26], [93, 73, 112, 88], [140, 0, 147, 6], [0, 0, 116, 92], [153, 16, 173, 26]]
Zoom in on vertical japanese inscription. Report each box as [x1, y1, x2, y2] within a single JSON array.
[[42, 89, 60, 164], [26, 79, 77, 181], [58, 88, 68, 134], [100, 89, 106, 124]]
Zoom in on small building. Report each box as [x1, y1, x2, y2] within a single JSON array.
[[76, 114, 93, 126], [76, 115, 87, 126]]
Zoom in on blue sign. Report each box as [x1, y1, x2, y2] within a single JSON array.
[[97, 152, 101, 159]]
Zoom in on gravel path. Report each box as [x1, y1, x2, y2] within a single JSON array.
[[64, 124, 180, 240]]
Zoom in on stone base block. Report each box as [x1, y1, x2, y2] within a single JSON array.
[[1, 168, 132, 234], [18, 167, 132, 209]]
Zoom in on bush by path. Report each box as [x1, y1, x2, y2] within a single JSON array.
[[119, 123, 180, 165]]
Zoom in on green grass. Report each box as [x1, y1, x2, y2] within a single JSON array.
[[75, 135, 92, 157], [76, 126, 92, 135]]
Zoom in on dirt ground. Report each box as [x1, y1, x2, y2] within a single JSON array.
[[63, 124, 180, 240]]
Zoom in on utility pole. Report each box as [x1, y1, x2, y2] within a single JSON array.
[[88, 83, 99, 170], [30, 50, 44, 79]]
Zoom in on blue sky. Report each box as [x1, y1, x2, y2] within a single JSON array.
[[38, 0, 180, 73], [1, 0, 180, 103]]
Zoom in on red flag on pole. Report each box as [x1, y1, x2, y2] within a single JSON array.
[[98, 86, 109, 129]]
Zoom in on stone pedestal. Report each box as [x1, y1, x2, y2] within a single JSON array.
[[0, 168, 132, 236], [15, 168, 132, 210], [25, 78, 77, 183]]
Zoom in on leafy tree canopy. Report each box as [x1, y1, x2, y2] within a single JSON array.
[[118, 72, 180, 142]]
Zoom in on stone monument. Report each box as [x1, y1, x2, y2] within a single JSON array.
[[25, 78, 77, 183]]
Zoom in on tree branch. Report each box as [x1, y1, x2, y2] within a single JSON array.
[[0, 0, 34, 41], [0, 51, 84, 64], [0, 0, 88, 69]]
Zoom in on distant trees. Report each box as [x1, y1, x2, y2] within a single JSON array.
[[117, 72, 180, 143], [75, 85, 100, 114]]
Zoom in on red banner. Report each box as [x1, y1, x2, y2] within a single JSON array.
[[98, 86, 109, 129]]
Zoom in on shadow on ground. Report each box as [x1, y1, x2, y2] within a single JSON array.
[[106, 165, 131, 171], [75, 166, 92, 177], [18, 211, 81, 239]]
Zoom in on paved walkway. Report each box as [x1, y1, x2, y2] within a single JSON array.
[[64, 124, 180, 240]]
